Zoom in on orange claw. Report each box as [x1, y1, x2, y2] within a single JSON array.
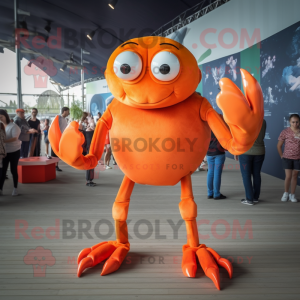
[[48, 116, 108, 170], [77, 248, 92, 264], [77, 257, 93, 277], [196, 248, 220, 290], [48, 115, 62, 156], [101, 246, 129, 276], [181, 248, 197, 278], [206, 268, 221, 291], [214, 68, 264, 155], [76, 241, 129, 277], [207, 247, 233, 279]]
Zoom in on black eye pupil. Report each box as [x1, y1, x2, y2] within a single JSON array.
[[159, 64, 170, 75], [120, 64, 131, 74]]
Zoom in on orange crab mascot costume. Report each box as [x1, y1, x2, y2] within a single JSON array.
[[49, 36, 264, 290]]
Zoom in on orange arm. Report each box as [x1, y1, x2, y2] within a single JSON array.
[[200, 69, 264, 155], [49, 109, 112, 170]]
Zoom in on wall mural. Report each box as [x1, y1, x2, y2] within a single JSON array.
[[260, 21, 300, 183], [202, 53, 241, 114]]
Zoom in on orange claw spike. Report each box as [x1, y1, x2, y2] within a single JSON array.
[[101, 247, 129, 276], [218, 258, 233, 279], [206, 267, 221, 291], [206, 248, 233, 279], [196, 248, 220, 290], [77, 257, 93, 277], [77, 248, 92, 264], [181, 249, 197, 278]]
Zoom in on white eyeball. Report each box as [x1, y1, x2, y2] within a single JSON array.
[[113, 51, 142, 80], [151, 51, 180, 81]]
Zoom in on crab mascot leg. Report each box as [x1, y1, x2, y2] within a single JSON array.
[[49, 107, 133, 276], [179, 174, 233, 290]]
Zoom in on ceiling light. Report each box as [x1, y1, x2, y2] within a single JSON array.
[[87, 29, 96, 40], [108, 0, 118, 9], [60, 64, 67, 72]]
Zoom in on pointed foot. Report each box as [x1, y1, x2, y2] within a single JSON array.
[[76, 241, 130, 278], [181, 249, 197, 278], [101, 246, 129, 276], [77, 257, 93, 277], [206, 267, 220, 290], [182, 245, 233, 290], [101, 258, 120, 276], [218, 258, 233, 279]]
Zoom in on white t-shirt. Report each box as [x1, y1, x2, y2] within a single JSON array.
[[58, 116, 68, 133], [5, 123, 21, 153]]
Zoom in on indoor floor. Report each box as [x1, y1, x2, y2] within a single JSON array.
[[0, 157, 300, 300]]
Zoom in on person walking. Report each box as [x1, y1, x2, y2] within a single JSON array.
[[277, 114, 300, 203], [13, 108, 37, 158], [28, 108, 41, 157], [206, 129, 227, 200], [234, 119, 266, 205], [51, 107, 70, 171], [0, 109, 21, 196]]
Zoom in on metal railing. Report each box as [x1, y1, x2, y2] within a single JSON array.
[[152, 0, 230, 37]]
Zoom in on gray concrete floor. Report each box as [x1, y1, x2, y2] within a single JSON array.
[[0, 151, 300, 299]]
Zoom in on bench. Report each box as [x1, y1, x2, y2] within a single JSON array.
[[18, 157, 60, 183]]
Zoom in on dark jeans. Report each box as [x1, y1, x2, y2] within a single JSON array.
[[86, 169, 94, 181], [206, 153, 226, 198], [84, 131, 95, 182], [239, 154, 265, 201], [20, 141, 30, 158], [0, 150, 20, 190]]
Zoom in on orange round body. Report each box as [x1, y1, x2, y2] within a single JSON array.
[[109, 94, 211, 186]]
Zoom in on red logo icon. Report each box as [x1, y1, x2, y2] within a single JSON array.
[[24, 246, 56, 277], [24, 56, 57, 88]]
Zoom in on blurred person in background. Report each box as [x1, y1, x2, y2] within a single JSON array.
[[277, 114, 300, 203], [235, 119, 266, 205], [83, 116, 97, 186], [0, 121, 6, 194], [97, 112, 102, 122], [79, 112, 88, 131], [51, 107, 70, 171], [104, 131, 112, 169], [42, 119, 51, 158], [14, 108, 37, 158], [28, 108, 41, 157], [0, 109, 21, 196], [206, 128, 227, 200]]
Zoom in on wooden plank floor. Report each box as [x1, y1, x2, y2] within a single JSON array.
[[0, 156, 300, 300]]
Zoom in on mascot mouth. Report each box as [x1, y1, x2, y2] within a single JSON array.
[[126, 91, 174, 106]]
